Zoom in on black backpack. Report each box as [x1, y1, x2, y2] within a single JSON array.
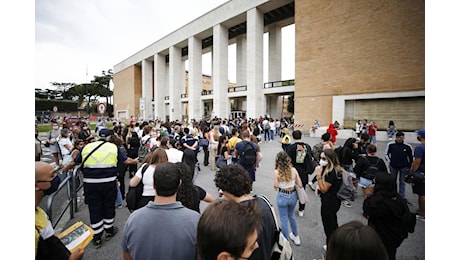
[[240, 141, 257, 165], [363, 157, 382, 179]]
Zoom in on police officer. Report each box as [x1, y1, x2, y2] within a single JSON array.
[[63, 133, 138, 248]]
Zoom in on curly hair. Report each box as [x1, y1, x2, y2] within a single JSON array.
[[175, 162, 198, 210], [214, 164, 252, 197], [275, 151, 292, 183]]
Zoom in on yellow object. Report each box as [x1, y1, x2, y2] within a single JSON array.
[[57, 221, 94, 253]]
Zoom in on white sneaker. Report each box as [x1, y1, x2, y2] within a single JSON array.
[[308, 182, 315, 191], [341, 200, 353, 208], [298, 210, 304, 217], [289, 232, 301, 246]]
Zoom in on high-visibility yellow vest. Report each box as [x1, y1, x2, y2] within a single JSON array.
[[81, 141, 117, 168]]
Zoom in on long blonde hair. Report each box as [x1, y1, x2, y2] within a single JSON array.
[[275, 151, 293, 183]]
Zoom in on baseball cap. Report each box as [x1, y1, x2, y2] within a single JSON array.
[[416, 129, 425, 138]]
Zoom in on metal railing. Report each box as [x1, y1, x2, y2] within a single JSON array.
[[45, 166, 83, 229], [228, 85, 247, 92], [263, 79, 295, 88]]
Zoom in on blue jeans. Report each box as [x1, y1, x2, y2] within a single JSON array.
[[276, 190, 298, 239], [269, 130, 275, 141], [389, 166, 408, 199], [115, 185, 123, 206]]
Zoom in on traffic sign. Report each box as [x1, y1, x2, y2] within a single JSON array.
[[98, 103, 106, 114], [53, 106, 58, 112]]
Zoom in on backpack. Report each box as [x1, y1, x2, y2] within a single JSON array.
[[336, 170, 357, 201], [363, 157, 382, 180], [126, 163, 150, 212], [137, 137, 151, 162], [312, 142, 323, 162], [295, 144, 307, 164], [264, 123, 270, 130], [256, 194, 293, 260], [240, 141, 257, 165]]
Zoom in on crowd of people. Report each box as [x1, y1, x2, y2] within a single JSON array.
[[35, 115, 424, 259]]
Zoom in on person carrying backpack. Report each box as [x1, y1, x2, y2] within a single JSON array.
[[234, 130, 259, 191], [353, 144, 388, 199], [286, 130, 315, 217], [335, 138, 360, 208], [310, 133, 333, 190]]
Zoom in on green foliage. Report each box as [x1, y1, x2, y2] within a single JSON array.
[[35, 99, 79, 112], [287, 94, 294, 113]]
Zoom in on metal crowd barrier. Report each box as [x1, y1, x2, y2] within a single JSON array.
[[44, 166, 83, 229]]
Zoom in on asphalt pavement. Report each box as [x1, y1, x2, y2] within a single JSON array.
[[39, 132, 425, 260]]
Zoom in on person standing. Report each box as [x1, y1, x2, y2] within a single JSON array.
[[122, 162, 201, 259], [227, 128, 242, 163], [316, 149, 344, 251], [368, 121, 378, 144], [63, 136, 139, 248], [47, 120, 62, 165], [215, 164, 277, 259], [274, 151, 303, 246], [326, 123, 338, 145], [363, 172, 413, 260], [286, 130, 315, 217], [355, 120, 363, 138], [384, 132, 413, 200], [234, 130, 259, 191], [35, 125, 43, 162], [35, 162, 85, 260], [354, 144, 388, 199], [411, 129, 425, 221], [280, 128, 292, 152]]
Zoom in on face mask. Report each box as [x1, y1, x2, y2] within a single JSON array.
[[43, 175, 61, 196], [319, 159, 328, 167], [53, 126, 59, 130]]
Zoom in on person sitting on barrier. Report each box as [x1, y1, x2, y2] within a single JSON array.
[[35, 161, 85, 260]]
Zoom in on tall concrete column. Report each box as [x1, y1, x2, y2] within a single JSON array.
[[154, 53, 166, 121], [188, 36, 203, 121], [236, 35, 247, 86], [246, 7, 264, 119], [268, 24, 282, 82], [212, 23, 229, 119], [169, 45, 182, 121], [141, 59, 153, 120]]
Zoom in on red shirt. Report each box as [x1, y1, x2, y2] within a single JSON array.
[[368, 124, 378, 136], [327, 124, 338, 143]]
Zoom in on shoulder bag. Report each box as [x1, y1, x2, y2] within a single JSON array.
[[256, 194, 293, 260], [126, 163, 150, 212]]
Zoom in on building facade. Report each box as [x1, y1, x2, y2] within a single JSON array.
[[113, 0, 424, 130]]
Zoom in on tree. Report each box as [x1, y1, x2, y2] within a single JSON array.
[[91, 69, 113, 116], [50, 82, 76, 99], [287, 94, 294, 114]]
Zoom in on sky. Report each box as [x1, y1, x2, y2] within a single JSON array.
[[34, 0, 295, 91]]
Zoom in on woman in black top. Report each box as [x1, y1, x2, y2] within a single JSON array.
[[315, 149, 344, 250]]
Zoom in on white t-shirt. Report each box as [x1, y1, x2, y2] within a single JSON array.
[[58, 137, 73, 155], [166, 148, 184, 163], [135, 164, 156, 196]]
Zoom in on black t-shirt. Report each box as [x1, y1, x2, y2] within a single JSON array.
[[353, 156, 388, 179], [190, 185, 206, 214], [319, 168, 341, 201], [241, 197, 277, 260]]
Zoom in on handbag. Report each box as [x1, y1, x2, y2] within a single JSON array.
[[256, 194, 293, 260], [126, 163, 149, 212], [404, 169, 425, 184], [199, 138, 209, 147], [295, 185, 309, 204], [216, 155, 227, 169]]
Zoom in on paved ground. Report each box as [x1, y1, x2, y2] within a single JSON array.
[[41, 132, 425, 260]]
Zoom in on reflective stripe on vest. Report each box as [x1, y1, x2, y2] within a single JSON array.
[[81, 141, 117, 168]]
